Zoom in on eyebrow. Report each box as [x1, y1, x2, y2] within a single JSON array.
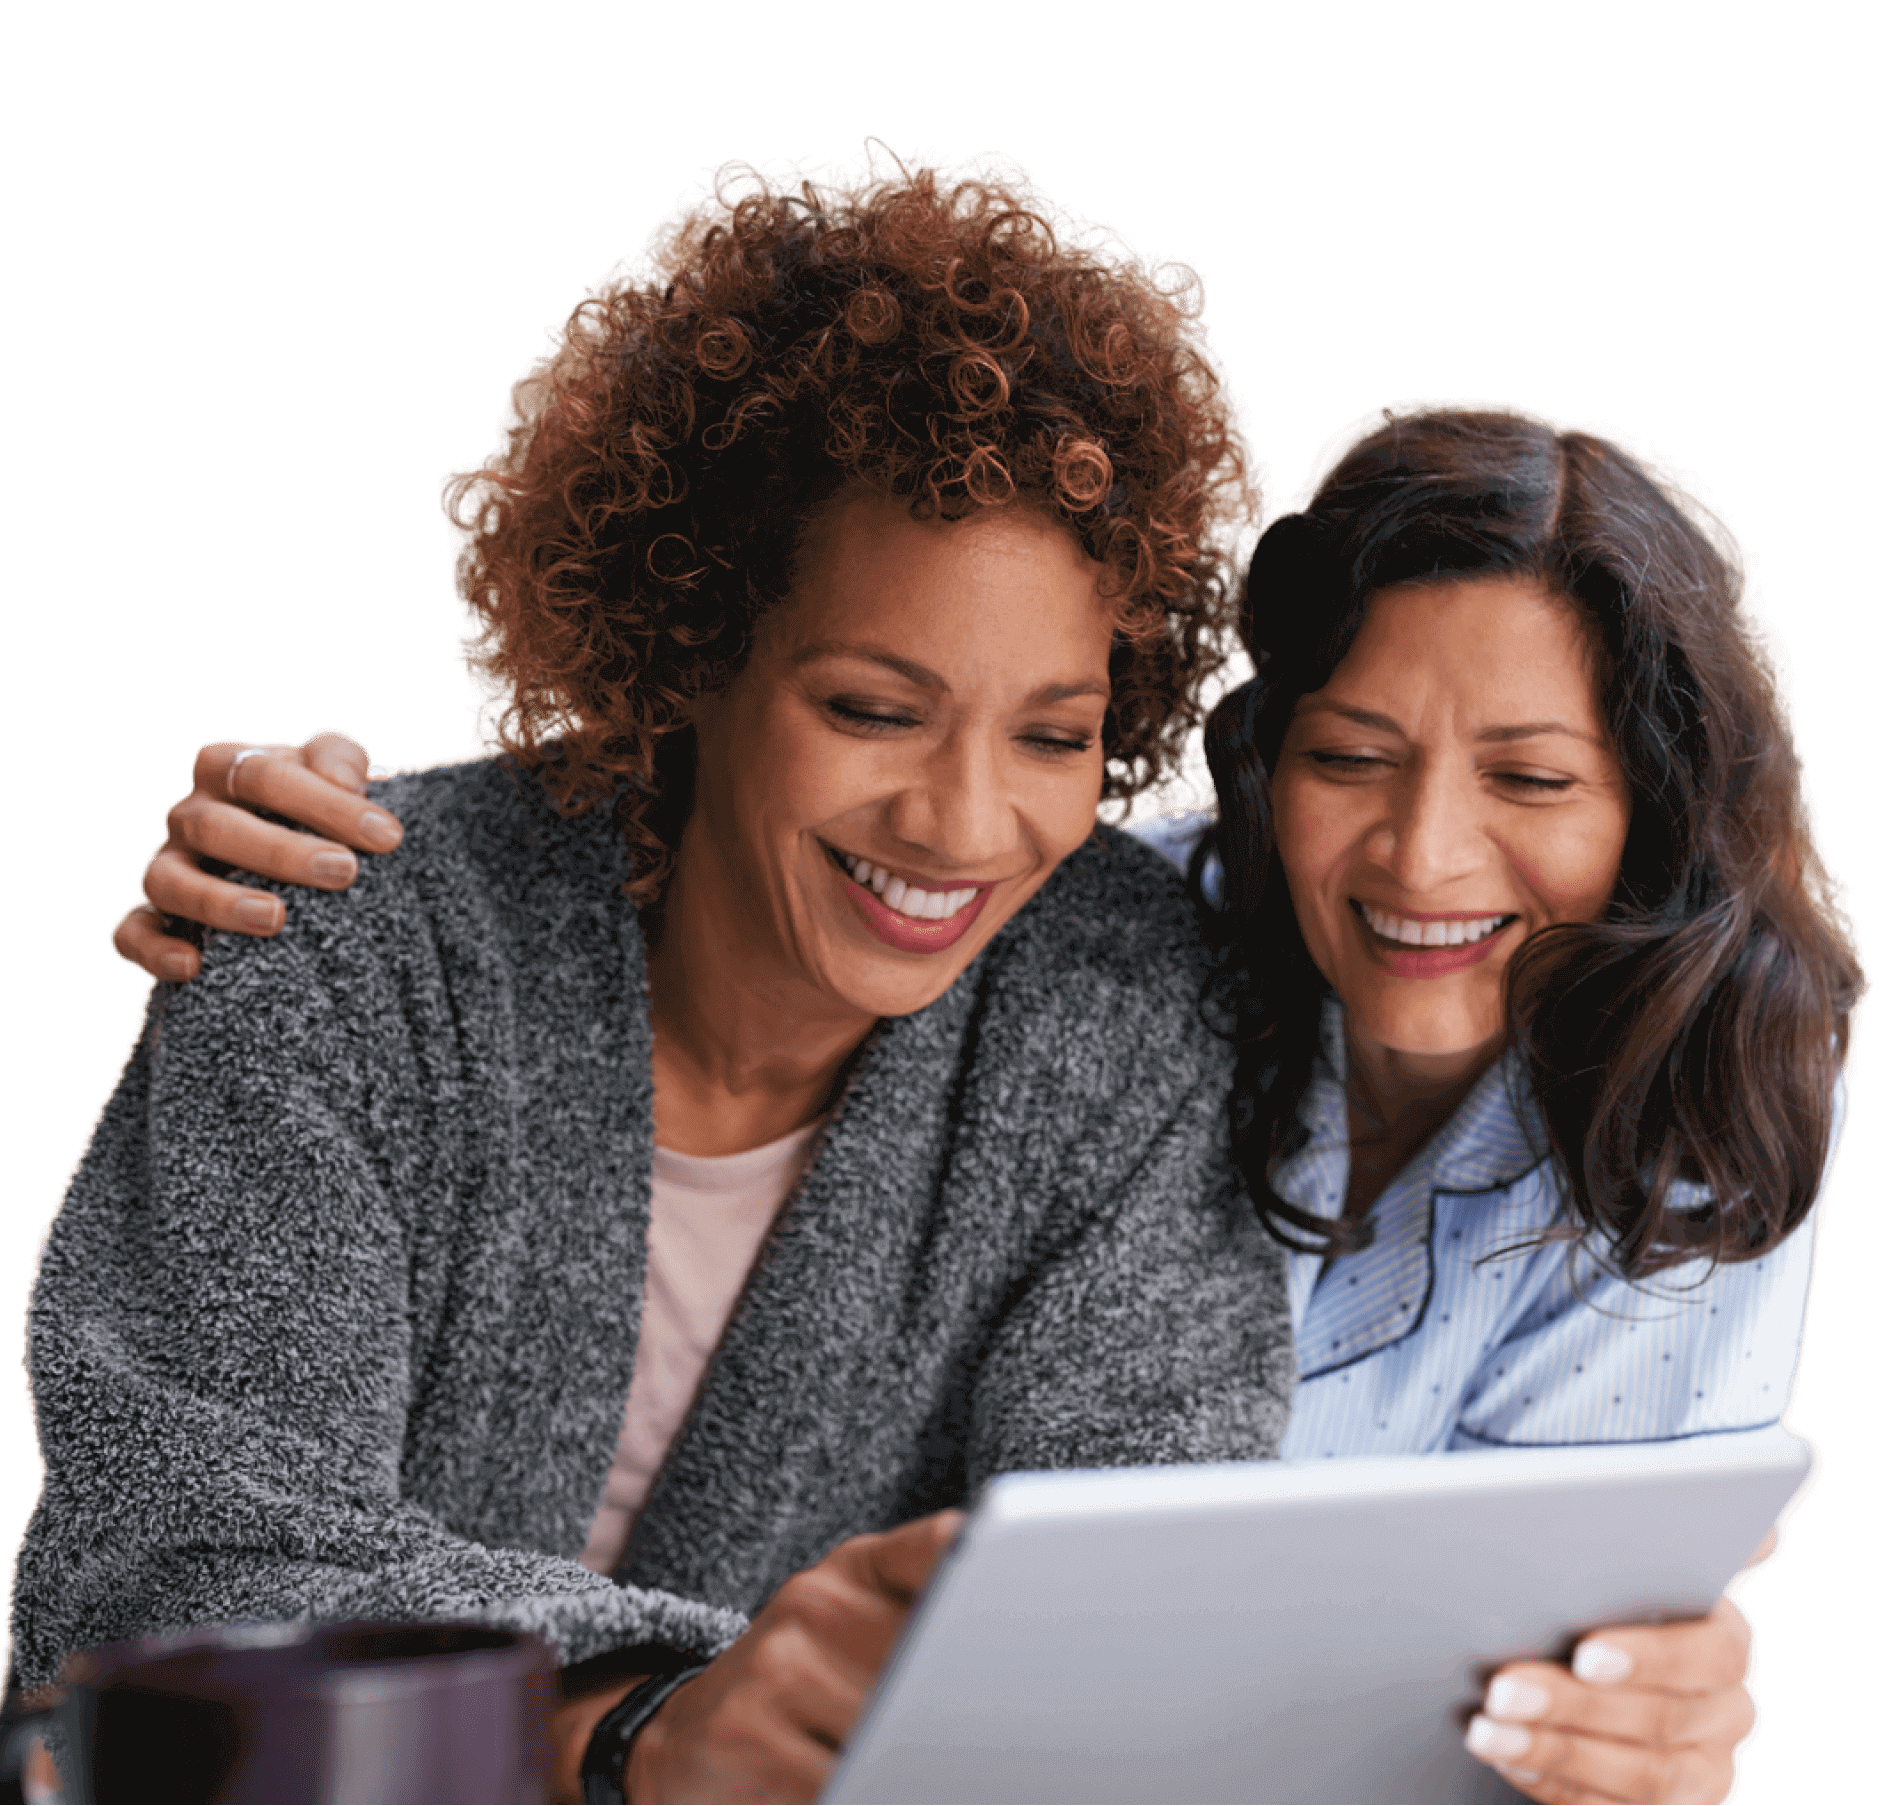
[[793, 640, 1110, 704], [1297, 702, 1603, 746]]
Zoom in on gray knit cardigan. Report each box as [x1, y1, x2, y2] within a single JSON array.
[[11, 760, 1291, 1690]]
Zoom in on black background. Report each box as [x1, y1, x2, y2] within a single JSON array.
[[18, 130, 1864, 1804]]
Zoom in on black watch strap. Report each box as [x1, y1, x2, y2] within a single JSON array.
[[579, 1656, 709, 1803]]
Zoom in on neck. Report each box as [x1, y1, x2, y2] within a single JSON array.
[[645, 834, 877, 1158], [1337, 1019, 1504, 1224], [1343, 1020, 1504, 1134]]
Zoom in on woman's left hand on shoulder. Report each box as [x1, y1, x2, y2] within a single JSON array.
[[1465, 1593, 1756, 1803]]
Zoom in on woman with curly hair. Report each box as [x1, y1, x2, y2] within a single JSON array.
[[14, 172, 1293, 1801]]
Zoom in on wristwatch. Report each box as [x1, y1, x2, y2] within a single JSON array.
[[578, 1647, 710, 1803]]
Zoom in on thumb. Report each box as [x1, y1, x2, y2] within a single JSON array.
[[846, 1509, 965, 1604]]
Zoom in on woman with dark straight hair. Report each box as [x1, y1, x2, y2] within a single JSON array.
[[1164, 406, 1858, 1800], [1203, 408, 1855, 1282]]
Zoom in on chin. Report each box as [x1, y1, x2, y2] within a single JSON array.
[[819, 941, 978, 1022], [841, 970, 969, 1021], [1353, 990, 1504, 1062]]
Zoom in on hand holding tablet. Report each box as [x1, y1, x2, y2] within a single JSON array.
[[1467, 1590, 1757, 1803], [823, 1429, 1806, 1805]]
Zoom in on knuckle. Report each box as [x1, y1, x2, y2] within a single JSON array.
[[775, 1568, 841, 1627], [749, 1620, 813, 1689], [141, 849, 186, 898], [195, 742, 237, 786], [805, 1580, 871, 1642], [311, 731, 368, 768], [770, 1571, 816, 1620], [1720, 1685, 1755, 1742]]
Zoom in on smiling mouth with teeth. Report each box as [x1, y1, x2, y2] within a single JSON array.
[[831, 848, 987, 922], [1353, 901, 1518, 948]]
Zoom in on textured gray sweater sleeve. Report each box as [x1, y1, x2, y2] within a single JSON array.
[[11, 931, 740, 1691]]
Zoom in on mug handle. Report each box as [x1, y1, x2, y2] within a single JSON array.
[[0, 1682, 60, 1805]]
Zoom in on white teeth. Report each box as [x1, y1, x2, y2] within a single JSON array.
[[1359, 903, 1510, 948], [836, 851, 981, 922]]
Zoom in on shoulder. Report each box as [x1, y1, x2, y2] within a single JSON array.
[[176, 758, 639, 1033], [1004, 822, 1208, 986], [965, 824, 1224, 1100], [249, 756, 631, 934], [361, 757, 634, 904]]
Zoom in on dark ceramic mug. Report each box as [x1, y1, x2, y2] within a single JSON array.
[[39, 1621, 552, 1804]]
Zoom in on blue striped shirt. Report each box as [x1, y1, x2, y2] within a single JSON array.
[[1125, 811, 1817, 1457]]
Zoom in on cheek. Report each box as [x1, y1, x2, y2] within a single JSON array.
[[726, 706, 878, 849], [1272, 774, 1356, 920], [1049, 760, 1106, 855], [1511, 802, 1632, 923]]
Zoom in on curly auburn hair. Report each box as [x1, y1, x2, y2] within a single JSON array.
[[449, 169, 1250, 899]]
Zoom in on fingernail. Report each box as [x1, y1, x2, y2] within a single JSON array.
[[1499, 1766, 1541, 1785], [1485, 1675, 1551, 1721], [310, 851, 358, 884], [359, 808, 402, 850], [365, 763, 391, 781], [236, 896, 281, 931], [1573, 1640, 1634, 1684], [159, 953, 193, 981], [1465, 1716, 1533, 1761]]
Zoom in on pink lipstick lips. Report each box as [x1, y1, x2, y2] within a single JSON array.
[[830, 846, 995, 954], [1352, 900, 1518, 979]]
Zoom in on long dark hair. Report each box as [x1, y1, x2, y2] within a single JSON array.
[[1202, 409, 1862, 1277]]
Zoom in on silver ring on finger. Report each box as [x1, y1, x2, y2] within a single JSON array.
[[227, 745, 269, 796]]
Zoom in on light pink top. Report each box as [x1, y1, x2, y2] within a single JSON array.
[[578, 1119, 824, 1575]]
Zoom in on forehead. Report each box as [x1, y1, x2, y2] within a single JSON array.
[[1310, 576, 1605, 729], [772, 490, 1115, 658]]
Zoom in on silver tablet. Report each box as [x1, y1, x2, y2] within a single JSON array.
[[823, 1426, 1809, 1805]]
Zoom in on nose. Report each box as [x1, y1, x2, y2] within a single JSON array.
[[1371, 755, 1487, 894], [883, 724, 1020, 872]]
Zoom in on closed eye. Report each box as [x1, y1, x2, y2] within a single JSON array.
[[826, 698, 920, 733], [1492, 771, 1575, 793], [828, 698, 1093, 757], [1306, 750, 1391, 773]]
